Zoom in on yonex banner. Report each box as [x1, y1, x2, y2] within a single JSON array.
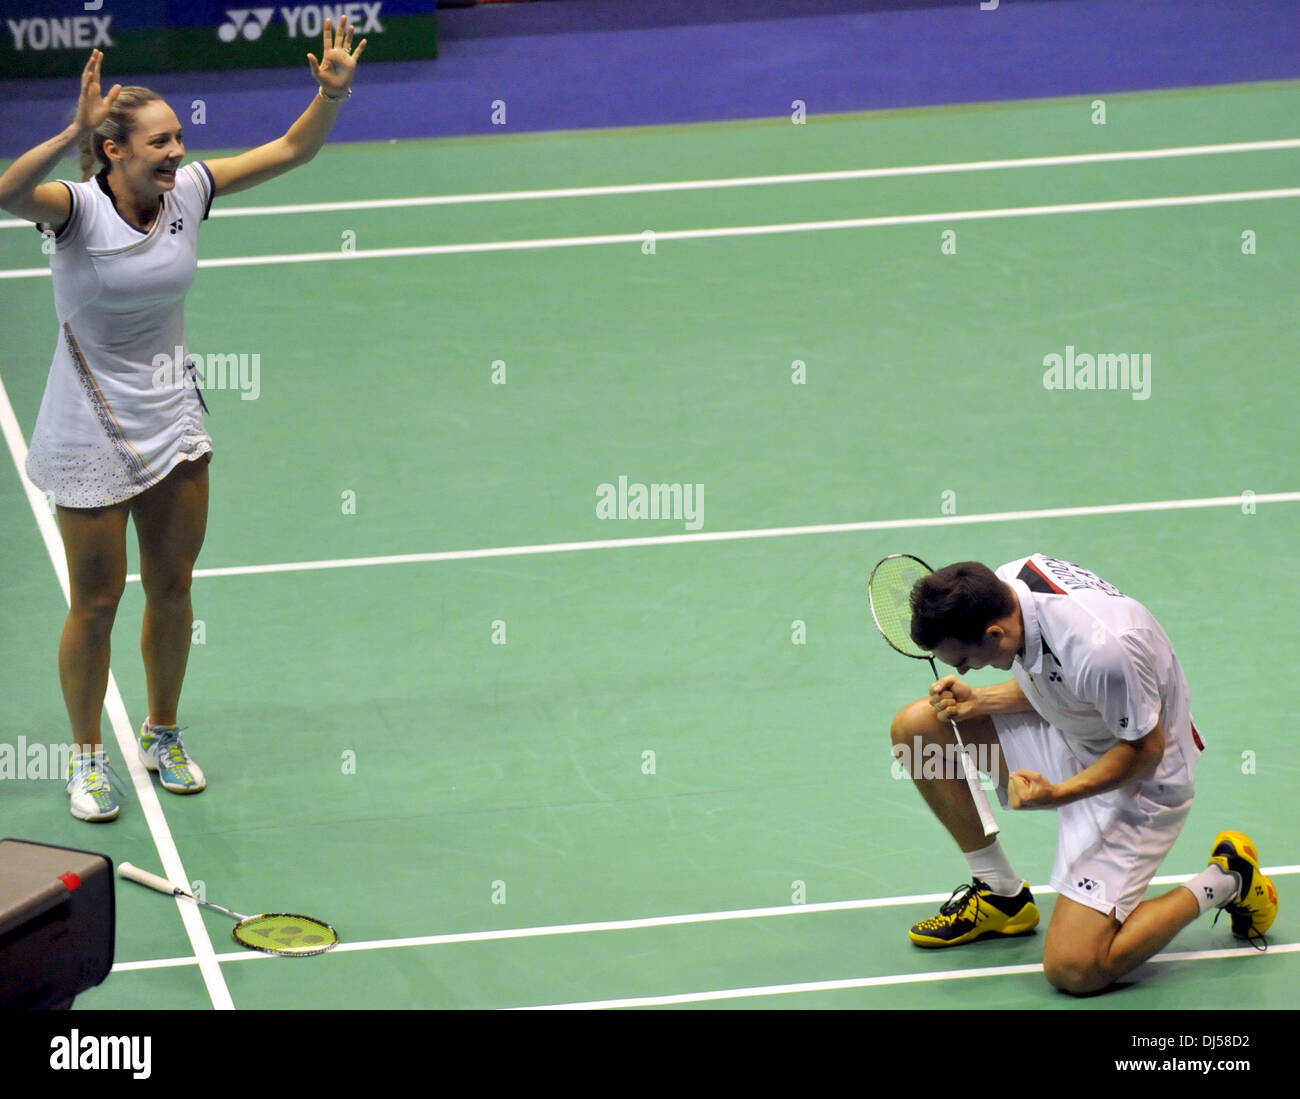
[[3, 1, 169, 75], [2, 1, 436, 78], [171, 1, 437, 70]]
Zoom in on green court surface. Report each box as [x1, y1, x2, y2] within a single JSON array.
[[1, 81, 1298, 1011]]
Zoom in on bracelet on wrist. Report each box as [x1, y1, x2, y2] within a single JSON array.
[[318, 87, 352, 102]]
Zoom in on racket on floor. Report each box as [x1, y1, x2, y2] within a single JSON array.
[[868, 553, 999, 837], [119, 862, 339, 956]]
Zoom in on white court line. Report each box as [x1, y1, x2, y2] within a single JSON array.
[[0, 373, 235, 1012], [4, 186, 1300, 280], [108, 865, 1300, 973], [125, 491, 1300, 583], [3, 137, 1298, 226], [515, 942, 1300, 1010]]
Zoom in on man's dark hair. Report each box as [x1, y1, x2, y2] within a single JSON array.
[[910, 562, 1015, 650]]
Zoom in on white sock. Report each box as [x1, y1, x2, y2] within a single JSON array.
[[965, 839, 1023, 896], [69, 748, 107, 762], [1185, 864, 1240, 916]]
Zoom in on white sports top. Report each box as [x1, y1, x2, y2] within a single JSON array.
[[25, 162, 215, 508], [996, 554, 1204, 794]]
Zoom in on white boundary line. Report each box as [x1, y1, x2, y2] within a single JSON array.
[[3, 137, 1297, 227], [515, 942, 1300, 1010], [0, 373, 235, 1011], [4, 186, 1300, 281], [124, 491, 1300, 583], [108, 865, 1300, 974]]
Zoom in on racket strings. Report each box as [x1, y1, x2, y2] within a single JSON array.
[[235, 914, 338, 956], [868, 555, 930, 658]]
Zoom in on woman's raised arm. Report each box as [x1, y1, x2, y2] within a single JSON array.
[[0, 49, 120, 229], [204, 16, 367, 198]]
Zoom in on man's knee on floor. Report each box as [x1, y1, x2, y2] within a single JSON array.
[[1043, 949, 1113, 996]]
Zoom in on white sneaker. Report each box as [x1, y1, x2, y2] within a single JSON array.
[[66, 751, 120, 822], [138, 722, 206, 793]]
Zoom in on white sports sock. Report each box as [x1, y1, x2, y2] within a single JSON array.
[[1185, 864, 1239, 916], [965, 839, 1023, 896]]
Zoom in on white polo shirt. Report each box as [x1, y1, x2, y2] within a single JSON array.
[[995, 554, 1203, 794]]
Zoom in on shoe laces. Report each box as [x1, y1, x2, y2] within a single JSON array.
[[151, 725, 191, 765], [914, 882, 983, 930], [940, 881, 983, 917], [68, 754, 108, 793], [1211, 906, 1269, 952], [67, 753, 129, 801]]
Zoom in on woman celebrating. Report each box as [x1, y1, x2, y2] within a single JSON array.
[[0, 20, 366, 821]]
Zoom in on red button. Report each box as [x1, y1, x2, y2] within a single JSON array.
[[59, 872, 82, 891]]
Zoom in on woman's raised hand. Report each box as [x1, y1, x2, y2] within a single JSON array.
[[74, 50, 121, 133], [307, 16, 367, 98]]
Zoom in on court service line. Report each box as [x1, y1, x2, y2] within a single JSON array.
[[4, 186, 1300, 281], [2, 137, 1296, 226], [108, 864, 1300, 973], [0, 372, 235, 1012], [126, 491, 1300, 583], [514, 942, 1300, 1010]]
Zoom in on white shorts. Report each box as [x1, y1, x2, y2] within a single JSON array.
[[990, 712, 1194, 923]]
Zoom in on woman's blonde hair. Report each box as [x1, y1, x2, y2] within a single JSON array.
[[78, 87, 166, 181]]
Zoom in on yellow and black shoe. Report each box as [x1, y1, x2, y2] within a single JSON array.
[[909, 879, 1040, 948], [1210, 831, 1278, 946]]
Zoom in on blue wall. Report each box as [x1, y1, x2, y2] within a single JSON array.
[[2, 0, 1297, 158]]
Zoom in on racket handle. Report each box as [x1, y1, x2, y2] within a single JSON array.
[[955, 743, 1000, 837], [118, 862, 185, 896], [926, 655, 998, 836]]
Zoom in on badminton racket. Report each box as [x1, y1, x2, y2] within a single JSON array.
[[868, 553, 999, 837], [119, 862, 339, 956]]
